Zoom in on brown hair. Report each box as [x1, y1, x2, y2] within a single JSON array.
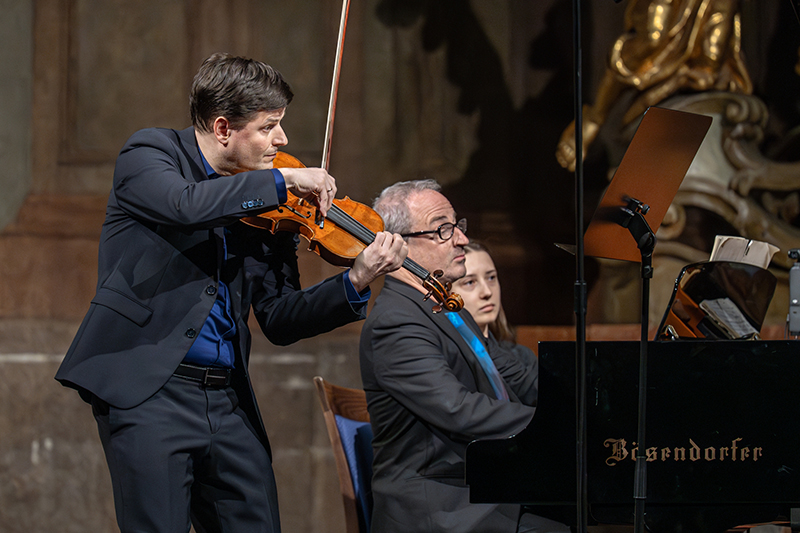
[[462, 241, 516, 343], [190, 53, 294, 133]]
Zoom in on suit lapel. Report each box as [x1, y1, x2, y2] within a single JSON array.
[[432, 311, 502, 397], [384, 278, 505, 398]]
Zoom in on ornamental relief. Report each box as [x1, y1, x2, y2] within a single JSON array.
[[563, 0, 800, 327]]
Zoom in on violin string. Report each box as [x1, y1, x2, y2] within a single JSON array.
[[402, 258, 431, 280], [327, 204, 376, 243], [327, 204, 430, 280]]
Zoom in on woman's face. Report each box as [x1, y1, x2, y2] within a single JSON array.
[[452, 250, 501, 333]]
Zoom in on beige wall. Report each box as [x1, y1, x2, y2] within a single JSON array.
[[0, 0, 32, 229]]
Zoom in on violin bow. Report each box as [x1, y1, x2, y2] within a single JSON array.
[[321, 0, 351, 171], [315, 0, 463, 313]]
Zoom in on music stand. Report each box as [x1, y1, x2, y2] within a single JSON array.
[[579, 106, 712, 532]]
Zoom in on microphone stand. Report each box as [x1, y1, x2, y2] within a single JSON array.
[[569, 0, 588, 531], [572, 3, 625, 531], [617, 197, 656, 533]]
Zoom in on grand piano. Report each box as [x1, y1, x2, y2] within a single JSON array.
[[465, 339, 800, 531]]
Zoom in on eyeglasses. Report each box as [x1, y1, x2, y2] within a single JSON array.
[[402, 218, 467, 241]]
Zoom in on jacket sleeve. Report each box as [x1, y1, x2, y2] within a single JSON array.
[[490, 338, 539, 406], [112, 128, 281, 228], [243, 229, 367, 346]]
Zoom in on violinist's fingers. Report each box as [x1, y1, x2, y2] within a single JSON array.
[[327, 176, 337, 199], [369, 232, 407, 269], [282, 167, 335, 217], [348, 232, 408, 292], [384, 232, 408, 270], [318, 175, 336, 217], [371, 230, 388, 247]]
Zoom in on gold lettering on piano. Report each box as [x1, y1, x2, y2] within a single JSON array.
[[604, 438, 629, 465], [603, 438, 763, 466]]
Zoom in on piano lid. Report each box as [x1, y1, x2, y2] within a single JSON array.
[[656, 261, 777, 340]]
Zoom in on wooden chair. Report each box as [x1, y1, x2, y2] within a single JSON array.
[[314, 376, 373, 533]]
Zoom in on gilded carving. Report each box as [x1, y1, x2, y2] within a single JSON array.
[[555, 0, 800, 326], [556, 0, 751, 173]]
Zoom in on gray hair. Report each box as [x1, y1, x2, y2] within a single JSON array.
[[372, 179, 441, 235]]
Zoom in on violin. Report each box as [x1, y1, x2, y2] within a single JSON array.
[[241, 152, 463, 313]]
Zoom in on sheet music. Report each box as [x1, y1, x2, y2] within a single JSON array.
[[709, 236, 779, 269], [699, 297, 759, 339]]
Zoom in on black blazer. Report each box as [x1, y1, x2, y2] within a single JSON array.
[[57, 127, 364, 449], [359, 277, 537, 533]]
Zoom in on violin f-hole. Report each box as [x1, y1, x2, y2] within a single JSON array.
[[279, 204, 311, 219]]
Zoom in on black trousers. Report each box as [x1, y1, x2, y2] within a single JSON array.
[[93, 374, 279, 533]]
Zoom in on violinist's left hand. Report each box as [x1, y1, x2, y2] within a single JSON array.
[[348, 232, 408, 293]]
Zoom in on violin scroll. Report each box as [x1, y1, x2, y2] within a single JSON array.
[[422, 270, 464, 313]]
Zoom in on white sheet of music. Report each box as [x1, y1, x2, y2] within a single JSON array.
[[699, 297, 759, 339], [709, 235, 779, 269]]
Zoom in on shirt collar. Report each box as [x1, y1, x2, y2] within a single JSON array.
[[197, 147, 218, 178]]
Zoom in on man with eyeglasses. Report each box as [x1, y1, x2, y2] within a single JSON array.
[[359, 179, 569, 532]]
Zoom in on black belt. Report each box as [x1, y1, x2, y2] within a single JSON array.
[[173, 363, 232, 387]]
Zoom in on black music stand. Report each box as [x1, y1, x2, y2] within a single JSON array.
[[576, 106, 712, 533]]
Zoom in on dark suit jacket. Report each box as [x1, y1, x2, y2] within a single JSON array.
[[360, 277, 538, 533], [56, 126, 364, 451]]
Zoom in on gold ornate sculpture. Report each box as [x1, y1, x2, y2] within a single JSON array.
[[555, 0, 800, 328], [556, 0, 752, 172]]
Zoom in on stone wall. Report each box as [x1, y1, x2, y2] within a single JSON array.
[[0, 256, 365, 533]]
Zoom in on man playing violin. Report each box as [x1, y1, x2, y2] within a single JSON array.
[[360, 179, 569, 532], [56, 52, 407, 533]]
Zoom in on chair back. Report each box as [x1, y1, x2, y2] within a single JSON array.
[[314, 376, 373, 533]]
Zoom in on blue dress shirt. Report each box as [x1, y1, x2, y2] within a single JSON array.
[[183, 147, 370, 368]]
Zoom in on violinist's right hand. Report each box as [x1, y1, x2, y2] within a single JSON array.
[[280, 167, 337, 217]]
